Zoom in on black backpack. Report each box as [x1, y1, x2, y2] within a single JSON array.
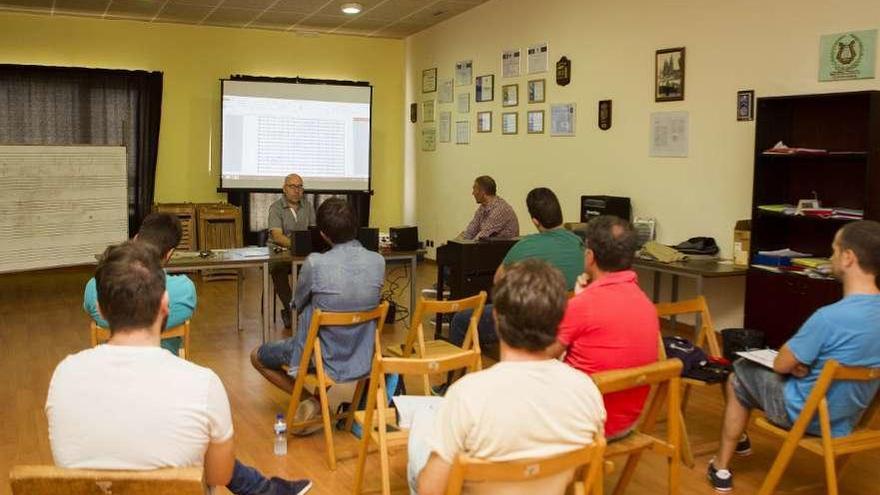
[[663, 336, 730, 383]]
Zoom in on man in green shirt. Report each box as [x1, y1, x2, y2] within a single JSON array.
[[448, 187, 584, 348]]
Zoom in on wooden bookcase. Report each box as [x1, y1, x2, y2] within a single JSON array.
[[744, 90, 880, 348]]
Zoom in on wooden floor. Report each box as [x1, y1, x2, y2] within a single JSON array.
[[1, 262, 877, 494]]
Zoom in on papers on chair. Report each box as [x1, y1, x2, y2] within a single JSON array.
[[392, 395, 445, 429], [736, 349, 778, 369]]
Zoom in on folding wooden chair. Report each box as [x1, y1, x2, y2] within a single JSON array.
[[655, 296, 721, 466], [90, 320, 192, 360], [591, 358, 683, 495], [755, 359, 880, 495], [352, 348, 482, 495], [444, 438, 607, 495], [9, 465, 204, 495], [286, 301, 389, 471], [386, 291, 487, 393]]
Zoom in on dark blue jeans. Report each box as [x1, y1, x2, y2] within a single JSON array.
[[449, 305, 498, 348], [227, 459, 273, 495]]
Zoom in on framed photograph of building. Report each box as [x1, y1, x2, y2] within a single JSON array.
[[655, 47, 685, 102]]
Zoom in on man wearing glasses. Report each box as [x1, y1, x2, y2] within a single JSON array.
[[268, 173, 316, 329]]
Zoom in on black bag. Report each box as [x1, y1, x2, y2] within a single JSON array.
[[721, 328, 766, 363], [674, 237, 720, 255], [663, 336, 730, 384]]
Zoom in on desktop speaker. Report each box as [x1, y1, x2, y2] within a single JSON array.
[[389, 226, 419, 251]]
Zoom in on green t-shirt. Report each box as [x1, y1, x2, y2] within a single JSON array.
[[502, 229, 585, 289]]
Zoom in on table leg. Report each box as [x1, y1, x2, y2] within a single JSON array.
[[652, 271, 661, 303], [695, 276, 704, 336], [670, 275, 680, 328], [261, 261, 270, 344], [410, 255, 417, 327], [237, 270, 244, 332]]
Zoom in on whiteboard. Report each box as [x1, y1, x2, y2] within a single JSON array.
[[0, 146, 128, 273]]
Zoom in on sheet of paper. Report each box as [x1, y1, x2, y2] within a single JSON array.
[[456, 92, 470, 114], [527, 42, 548, 74], [421, 127, 436, 151], [502, 48, 521, 78], [757, 248, 812, 258], [392, 395, 445, 429], [455, 59, 473, 86], [649, 111, 689, 157], [438, 79, 454, 103], [550, 103, 576, 136], [438, 111, 452, 142], [736, 349, 779, 369], [455, 120, 470, 144]]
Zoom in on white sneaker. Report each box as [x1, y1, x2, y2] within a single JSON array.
[[291, 398, 323, 436]]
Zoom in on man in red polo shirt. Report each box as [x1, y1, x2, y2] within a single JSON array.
[[547, 215, 659, 439]]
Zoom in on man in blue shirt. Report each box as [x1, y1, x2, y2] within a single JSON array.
[[251, 198, 385, 431], [709, 220, 880, 493], [84, 213, 196, 356]]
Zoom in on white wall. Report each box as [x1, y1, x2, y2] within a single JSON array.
[[404, 0, 880, 329]]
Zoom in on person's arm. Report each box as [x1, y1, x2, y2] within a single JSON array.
[[293, 257, 314, 314], [549, 296, 582, 359], [203, 437, 235, 487], [773, 344, 810, 377], [165, 275, 197, 328], [267, 204, 291, 247], [417, 454, 453, 495], [545, 340, 566, 359], [462, 209, 482, 240]]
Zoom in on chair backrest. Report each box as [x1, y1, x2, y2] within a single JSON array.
[[89, 321, 191, 359], [592, 359, 684, 442], [443, 438, 607, 495], [298, 302, 390, 378], [404, 292, 488, 357], [798, 360, 880, 433], [654, 296, 721, 358], [9, 465, 204, 495]]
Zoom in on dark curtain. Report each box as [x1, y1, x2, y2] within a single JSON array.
[[0, 65, 163, 235]]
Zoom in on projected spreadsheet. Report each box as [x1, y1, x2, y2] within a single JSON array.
[[256, 116, 346, 176]]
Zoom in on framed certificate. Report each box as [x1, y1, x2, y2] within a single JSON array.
[[477, 111, 492, 133], [475, 74, 494, 102], [502, 112, 518, 135], [422, 68, 437, 93], [502, 84, 518, 107], [527, 79, 545, 103], [527, 110, 545, 134]]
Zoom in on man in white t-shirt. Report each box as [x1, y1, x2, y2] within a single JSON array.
[[46, 241, 312, 495], [409, 259, 607, 495]]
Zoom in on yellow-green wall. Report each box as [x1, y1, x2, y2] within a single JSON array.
[[404, 0, 880, 327], [0, 12, 405, 228]]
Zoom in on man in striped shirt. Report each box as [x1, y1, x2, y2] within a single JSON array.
[[459, 175, 520, 240]]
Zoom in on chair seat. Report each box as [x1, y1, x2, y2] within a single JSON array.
[[604, 432, 656, 458], [353, 409, 409, 450], [385, 339, 465, 359], [755, 417, 880, 456]]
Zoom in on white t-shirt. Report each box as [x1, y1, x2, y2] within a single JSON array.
[[45, 345, 233, 470], [428, 359, 606, 495]]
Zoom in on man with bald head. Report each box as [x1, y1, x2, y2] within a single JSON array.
[[268, 173, 316, 328]]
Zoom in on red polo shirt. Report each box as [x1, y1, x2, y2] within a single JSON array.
[[558, 270, 659, 437]]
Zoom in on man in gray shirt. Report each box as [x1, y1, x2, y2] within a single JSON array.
[[268, 173, 316, 328]]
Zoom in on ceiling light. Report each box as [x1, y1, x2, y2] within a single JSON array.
[[341, 3, 362, 15]]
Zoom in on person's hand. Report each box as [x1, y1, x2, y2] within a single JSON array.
[[791, 363, 810, 378], [573, 273, 589, 295]]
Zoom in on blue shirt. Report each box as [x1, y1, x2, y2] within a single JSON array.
[[784, 294, 880, 437], [83, 272, 197, 354], [288, 240, 385, 383]]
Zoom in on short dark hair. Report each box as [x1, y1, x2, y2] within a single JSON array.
[[526, 187, 563, 228], [585, 215, 638, 272], [838, 220, 880, 277], [95, 241, 166, 333], [492, 259, 568, 352], [474, 175, 497, 196], [138, 213, 182, 258], [317, 197, 358, 244]]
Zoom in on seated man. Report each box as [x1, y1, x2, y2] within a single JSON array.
[[252, 198, 385, 412], [449, 187, 584, 348], [459, 175, 519, 240], [547, 215, 659, 440], [83, 212, 195, 355], [268, 173, 316, 329], [48, 242, 310, 495], [410, 259, 606, 495], [708, 220, 880, 493]]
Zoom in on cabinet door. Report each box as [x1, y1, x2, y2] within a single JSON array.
[[744, 269, 841, 348]]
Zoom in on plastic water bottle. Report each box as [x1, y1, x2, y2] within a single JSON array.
[[273, 413, 287, 456]]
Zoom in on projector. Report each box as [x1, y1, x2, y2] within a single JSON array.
[[389, 226, 419, 251]]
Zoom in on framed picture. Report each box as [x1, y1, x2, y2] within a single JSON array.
[[655, 47, 685, 102], [502, 112, 518, 134], [422, 100, 435, 123], [527, 79, 545, 103], [475, 74, 494, 102], [477, 111, 492, 132], [422, 67, 437, 93], [527, 110, 544, 134], [502, 84, 518, 107], [737, 90, 755, 121]]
